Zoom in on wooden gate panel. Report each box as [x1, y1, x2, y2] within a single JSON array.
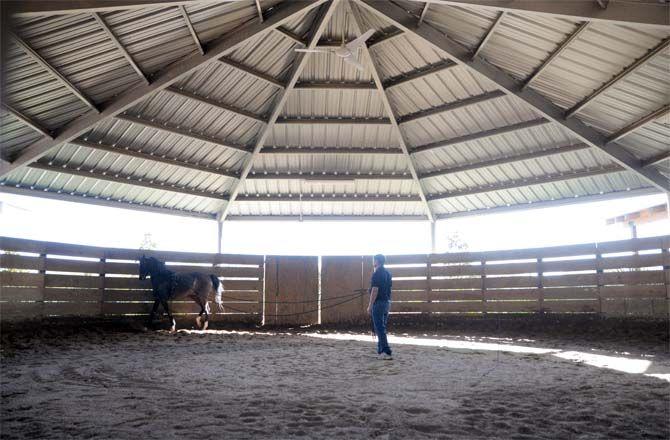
[[321, 256, 370, 325], [263, 256, 318, 326]]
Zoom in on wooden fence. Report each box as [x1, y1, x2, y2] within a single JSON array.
[[0, 236, 264, 323], [1, 235, 669, 324]]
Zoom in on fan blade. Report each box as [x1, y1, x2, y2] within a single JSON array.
[[294, 48, 334, 53], [345, 29, 375, 51], [344, 55, 365, 72]]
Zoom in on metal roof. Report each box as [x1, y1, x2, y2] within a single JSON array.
[[1, 0, 668, 222]]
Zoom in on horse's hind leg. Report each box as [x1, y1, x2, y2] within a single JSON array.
[[195, 298, 209, 330], [161, 299, 176, 332]]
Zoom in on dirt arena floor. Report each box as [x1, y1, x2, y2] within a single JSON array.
[[1, 319, 669, 439]]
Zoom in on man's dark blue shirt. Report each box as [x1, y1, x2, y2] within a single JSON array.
[[371, 266, 392, 302]]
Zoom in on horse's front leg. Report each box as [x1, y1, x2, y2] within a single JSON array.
[[195, 298, 208, 330], [161, 299, 176, 333], [147, 299, 160, 328]]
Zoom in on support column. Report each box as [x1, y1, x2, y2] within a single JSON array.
[[217, 220, 223, 254], [430, 221, 436, 254]]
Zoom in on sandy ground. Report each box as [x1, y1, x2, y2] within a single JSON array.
[[1, 324, 669, 440]]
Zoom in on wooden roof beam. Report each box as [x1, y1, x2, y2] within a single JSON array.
[[246, 171, 413, 180], [426, 166, 624, 201], [411, 119, 549, 154], [567, 39, 670, 118], [276, 116, 391, 125], [471, 11, 506, 59], [419, 143, 591, 179], [260, 146, 404, 154], [68, 139, 240, 179], [218, 58, 286, 88], [10, 31, 99, 113], [28, 162, 229, 200], [165, 87, 268, 123], [398, 90, 505, 124], [236, 193, 422, 202], [402, 0, 670, 29], [92, 12, 149, 84], [2, 104, 53, 139], [383, 60, 457, 89], [0, 185, 216, 219], [116, 114, 251, 153], [179, 5, 205, 55], [294, 81, 376, 90]]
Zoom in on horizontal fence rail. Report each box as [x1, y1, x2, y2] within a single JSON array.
[[0, 237, 264, 323], [1, 235, 669, 323]]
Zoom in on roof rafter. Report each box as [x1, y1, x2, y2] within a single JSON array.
[[28, 162, 229, 200], [368, 29, 405, 48], [165, 87, 268, 123], [68, 139, 240, 179], [1, 0, 322, 178], [217, 0, 341, 222], [403, 0, 670, 28], [2, 103, 53, 139], [435, 187, 659, 220], [92, 12, 149, 84], [275, 27, 306, 45], [247, 171, 412, 180], [0, 185, 216, 219], [383, 60, 457, 89], [179, 5, 205, 55], [294, 81, 376, 90], [643, 152, 670, 168], [116, 114, 251, 153], [411, 119, 549, 154], [219, 58, 286, 88], [276, 116, 391, 125], [472, 11, 505, 59], [419, 143, 591, 179], [226, 214, 428, 221], [348, 0, 436, 222], [567, 39, 670, 118], [236, 193, 422, 202], [260, 146, 404, 154], [356, 0, 669, 192], [607, 104, 670, 144], [6, 0, 240, 17], [397, 90, 505, 124], [10, 31, 99, 113], [426, 166, 624, 201], [522, 22, 590, 91]]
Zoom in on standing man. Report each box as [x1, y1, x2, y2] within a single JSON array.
[[367, 254, 393, 360]]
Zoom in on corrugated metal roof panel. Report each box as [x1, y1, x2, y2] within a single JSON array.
[[283, 89, 386, 119], [430, 170, 650, 215], [0, 167, 225, 215], [229, 199, 426, 217], [266, 123, 399, 149], [128, 90, 263, 148], [252, 152, 410, 175], [174, 61, 280, 117]]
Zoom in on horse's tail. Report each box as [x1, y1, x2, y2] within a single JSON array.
[[210, 274, 224, 312]]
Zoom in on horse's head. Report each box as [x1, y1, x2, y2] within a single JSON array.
[[139, 255, 149, 280], [139, 255, 166, 280]]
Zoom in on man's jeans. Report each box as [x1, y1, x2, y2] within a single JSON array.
[[371, 300, 392, 355]]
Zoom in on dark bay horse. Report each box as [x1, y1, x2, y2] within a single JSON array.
[[139, 256, 223, 332]]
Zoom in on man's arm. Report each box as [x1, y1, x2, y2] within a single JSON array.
[[367, 287, 378, 314]]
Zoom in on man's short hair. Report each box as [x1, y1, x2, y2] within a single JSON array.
[[374, 254, 386, 266]]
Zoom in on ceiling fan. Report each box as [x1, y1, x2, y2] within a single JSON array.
[[295, 28, 376, 72]]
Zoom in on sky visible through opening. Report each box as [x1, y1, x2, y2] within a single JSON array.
[[0, 193, 667, 255]]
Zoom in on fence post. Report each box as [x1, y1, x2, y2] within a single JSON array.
[[38, 252, 46, 317], [662, 246, 669, 321], [596, 248, 604, 317], [481, 259, 487, 315], [537, 257, 544, 315], [426, 255, 432, 316], [98, 257, 106, 317]]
